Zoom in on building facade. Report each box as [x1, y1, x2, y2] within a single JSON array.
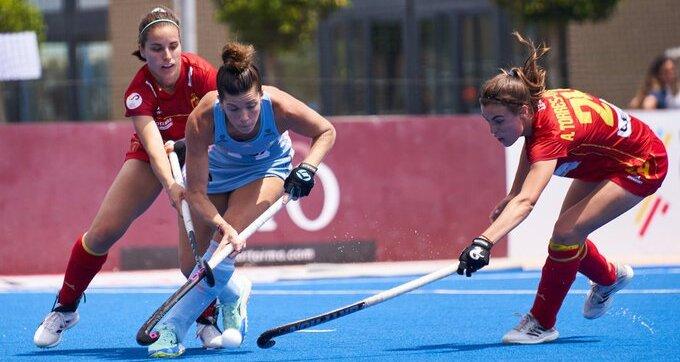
[[3, 0, 679, 121]]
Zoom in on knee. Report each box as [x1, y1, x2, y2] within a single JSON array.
[[178, 250, 197, 278], [551, 220, 587, 246], [83, 228, 123, 254]]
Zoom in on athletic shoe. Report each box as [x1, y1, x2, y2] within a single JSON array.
[[196, 314, 223, 348], [148, 325, 185, 358], [34, 302, 80, 348], [220, 277, 252, 347], [583, 264, 634, 319], [502, 313, 559, 344]]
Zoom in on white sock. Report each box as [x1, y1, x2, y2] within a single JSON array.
[[218, 271, 249, 305], [160, 240, 235, 342]]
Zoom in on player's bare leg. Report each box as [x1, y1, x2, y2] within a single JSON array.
[[504, 180, 642, 344], [35, 160, 161, 348]]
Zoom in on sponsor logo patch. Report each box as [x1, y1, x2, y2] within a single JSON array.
[[126, 93, 142, 109], [156, 117, 173, 131]]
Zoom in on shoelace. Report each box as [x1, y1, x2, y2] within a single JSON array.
[[156, 327, 178, 345], [513, 314, 532, 332], [43, 312, 67, 333]]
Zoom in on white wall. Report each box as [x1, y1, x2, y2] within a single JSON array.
[[506, 110, 680, 267]]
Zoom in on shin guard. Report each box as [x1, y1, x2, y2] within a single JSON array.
[[161, 240, 235, 342], [530, 242, 582, 329], [578, 239, 616, 286], [57, 235, 108, 307]]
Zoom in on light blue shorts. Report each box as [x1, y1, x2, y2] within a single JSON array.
[[206, 153, 292, 194]]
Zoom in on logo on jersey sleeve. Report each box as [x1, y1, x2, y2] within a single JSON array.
[[617, 113, 632, 137], [126, 93, 143, 109]]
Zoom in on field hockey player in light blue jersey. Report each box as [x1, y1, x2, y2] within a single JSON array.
[[146, 41, 336, 358]]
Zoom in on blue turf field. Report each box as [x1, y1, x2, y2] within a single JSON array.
[[3, 267, 679, 361]]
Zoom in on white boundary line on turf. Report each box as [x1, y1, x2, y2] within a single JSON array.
[[2, 260, 679, 292], [3, 288, 680, 295]]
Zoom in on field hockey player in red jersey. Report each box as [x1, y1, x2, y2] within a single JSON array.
[[34, 6, 230, 351], [456, 32, 668, 344]]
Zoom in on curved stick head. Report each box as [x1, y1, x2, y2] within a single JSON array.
[[136, 329, 160, 346], [256, 335, 276, 349], [202, 259, 215, 287]]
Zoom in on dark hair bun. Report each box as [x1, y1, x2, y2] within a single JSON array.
[[221, 42, 255, 73]]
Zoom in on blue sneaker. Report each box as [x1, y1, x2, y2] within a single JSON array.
[[148, 325, 185, 358]]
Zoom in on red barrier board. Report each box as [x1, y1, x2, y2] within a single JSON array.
[[0, 116, 506, 275]]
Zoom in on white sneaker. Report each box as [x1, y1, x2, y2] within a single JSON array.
[[583, 264, 634, 319], [502, 313, 559, 344], [196, 318, 223, 348], [220, 277, 252, 348], [34, 306, 80, 348]]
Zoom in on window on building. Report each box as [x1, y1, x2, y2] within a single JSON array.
[[77, 42, 111, 120], [370, 20, 404, 114], [5, 42, 71, 122], [29, 0, 63, 12], [77, 0, 108, 10]]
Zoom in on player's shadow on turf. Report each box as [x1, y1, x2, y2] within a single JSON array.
[[17, 347, 253, 360], [386, 336, 600, 353]]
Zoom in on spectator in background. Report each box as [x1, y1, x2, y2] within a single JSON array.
[[629, 55, 680, 109]]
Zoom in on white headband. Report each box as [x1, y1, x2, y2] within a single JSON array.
[[139, 18, 180, 39]]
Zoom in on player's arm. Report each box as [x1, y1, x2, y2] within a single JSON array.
[[131, 115, 182, 207], [490, 143, 531, 220], [457, 158, 556, 277], [266, 86, 336, 201], [482, 158, 556, 242], [267, 85, 336, 168], [184, 92, 243, 251]]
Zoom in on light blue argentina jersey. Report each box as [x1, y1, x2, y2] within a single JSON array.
[[207, 93, 293, 194]]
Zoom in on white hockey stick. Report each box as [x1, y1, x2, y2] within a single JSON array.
[[257, 264, 459, 348]]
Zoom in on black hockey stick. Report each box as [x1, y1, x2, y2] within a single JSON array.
[[257, 264, 459, 349]]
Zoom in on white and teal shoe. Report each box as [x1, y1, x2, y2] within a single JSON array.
[[148, 325, 185, 358], [220, 278, 252, 348]]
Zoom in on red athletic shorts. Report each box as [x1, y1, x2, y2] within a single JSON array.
[[124, 135, 151, 162], [608, 136, 668, 197]]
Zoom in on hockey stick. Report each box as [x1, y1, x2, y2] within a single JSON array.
[[256, 264, 459, 349], [136, 195, 285, 346], [167, 140, 214, 286]]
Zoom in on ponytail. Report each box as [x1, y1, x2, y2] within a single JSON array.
[[480, 32, 550, 113]]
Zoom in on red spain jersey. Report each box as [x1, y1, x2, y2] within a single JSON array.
[[123, 52, 217, 161], [526, 89, 667, 196]]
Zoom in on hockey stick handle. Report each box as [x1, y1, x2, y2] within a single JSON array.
[[168, 150, 198, 261], [256, 263, 459, 348], [206, 196, 285, 270]]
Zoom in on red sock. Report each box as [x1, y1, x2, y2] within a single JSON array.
[[578, 239, 616, 286], [530, 243, 582, 329], [57, 235, 108, 307], [197, 300, 218, 323]]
